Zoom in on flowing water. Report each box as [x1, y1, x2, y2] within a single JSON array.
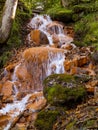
[[0, 14, 74, 129]]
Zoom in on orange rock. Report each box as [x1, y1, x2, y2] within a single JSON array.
[[27, 97, 46, 111], [15, 64, 32, 81], [52, 34, 59, 44], [13, 123, 26, 130], [61, 44, 73, 50], [64, 60, 72, 71], [0, 83, 2, 93], [70, 67, 78, 75], [5, 63, 17, 73], [78, 56, 89, 67], [30, 30, 49, 46], [2, 81, 13, 97], [47, 22, 63, 34], [0, 115, 11, 127]]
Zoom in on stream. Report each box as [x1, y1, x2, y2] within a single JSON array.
[[0, 14, 74, 130]]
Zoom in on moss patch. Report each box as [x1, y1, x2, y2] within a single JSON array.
[[43, 74, 87, 107], [35, 109, 60, 130]]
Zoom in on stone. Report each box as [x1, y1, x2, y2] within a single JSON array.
[[27, 92, 46, 111], [1, 81, 13, 98], [23, 47, 64, 91], [52, 34, 59, 44], [12, 123, 26, 130], [94, 86, 98, 98], [61, 43, 76, 50], [30, 30, 49, 46], [0, 115, 11, 127], [47, 22, 64, 35], [0, 83, 2, 93]]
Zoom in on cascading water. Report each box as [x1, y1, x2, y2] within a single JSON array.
[[28, 14, 73, 46], [0, 14, 75, 130]]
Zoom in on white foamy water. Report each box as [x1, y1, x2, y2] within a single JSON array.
[[28, 15, 53, 44], [0, 94, 31, 130], [28, 14, 73, 46], [47, 51, 65, 76], [0, 94, 31, 117]]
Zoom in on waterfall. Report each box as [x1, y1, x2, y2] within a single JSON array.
[[28, 14, 73, 46], [0, 14, 75, 130]]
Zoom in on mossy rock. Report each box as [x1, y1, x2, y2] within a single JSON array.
[[35, 109, 60, 130], [43, 74, 88, 107], [46, 6, 73, 23]]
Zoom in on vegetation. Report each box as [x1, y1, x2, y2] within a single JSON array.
[[43, 74, 87, 107], [0, 0, 33, 67], [35, 109, 60, 130]]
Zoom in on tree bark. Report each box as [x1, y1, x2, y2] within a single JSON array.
[[0, 0, 18, 44], [61, 0, 68, 7]]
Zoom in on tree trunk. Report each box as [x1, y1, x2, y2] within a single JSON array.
[[61, 0, 68, 7], [0, 0, 18, 44]]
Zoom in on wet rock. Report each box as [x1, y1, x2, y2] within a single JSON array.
[[1, 81, 13, 98], [23, 47, 64, 91], [27, 92, 46, 111], [94, 86, 98, 98], [0, 83, 2, 93], [0, 115, 11, 127], [12, 123, 26, 130], [47, 22, 64, 35], [61, 43, 76, 50], [30, 30, 49, 46]]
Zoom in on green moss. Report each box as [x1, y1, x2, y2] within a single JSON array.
[[43, 74, 87, 107], [74, 12, 98, 46], [0, 0, 33, 67], [0, 51, 11, 68], [35, 109, 59, 130], [46, 6, 73, 22], [66, 121, 76, 130]]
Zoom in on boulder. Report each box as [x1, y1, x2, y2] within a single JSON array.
[[0, 115, 11, 127], [47, 22, 64, 35], [1, 81, 13, 98], [30, 30, 49, 46], [43, 74, 87, 107], [23, 47, 65, 91]]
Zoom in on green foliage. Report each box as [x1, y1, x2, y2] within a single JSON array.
[[35, 109, 59, 130], [0, 0, 33, 67], [46, 6, 73, 22], [74, 12, 98, 46], [0, 51, 11, 68]]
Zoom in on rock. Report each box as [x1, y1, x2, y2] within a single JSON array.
[[27, 92, 46, 111], [1, 81, 13, 98], [0, 83, 2, 93], [12, 123, 26, 130], [0, 115, 11, 127], [23, 47, 64, 91], [47, 22, 64, 35], [35, 109, 59, 130], [30, 30, 49, 46], [64, 26, 74, 38], [18, 117, 25, 123], [52, 34, 59, 47], [61, 43, 76, 50], [94, 86, 98, 98], [5, 63, 17, 73], [43, 74, 87, 107]]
